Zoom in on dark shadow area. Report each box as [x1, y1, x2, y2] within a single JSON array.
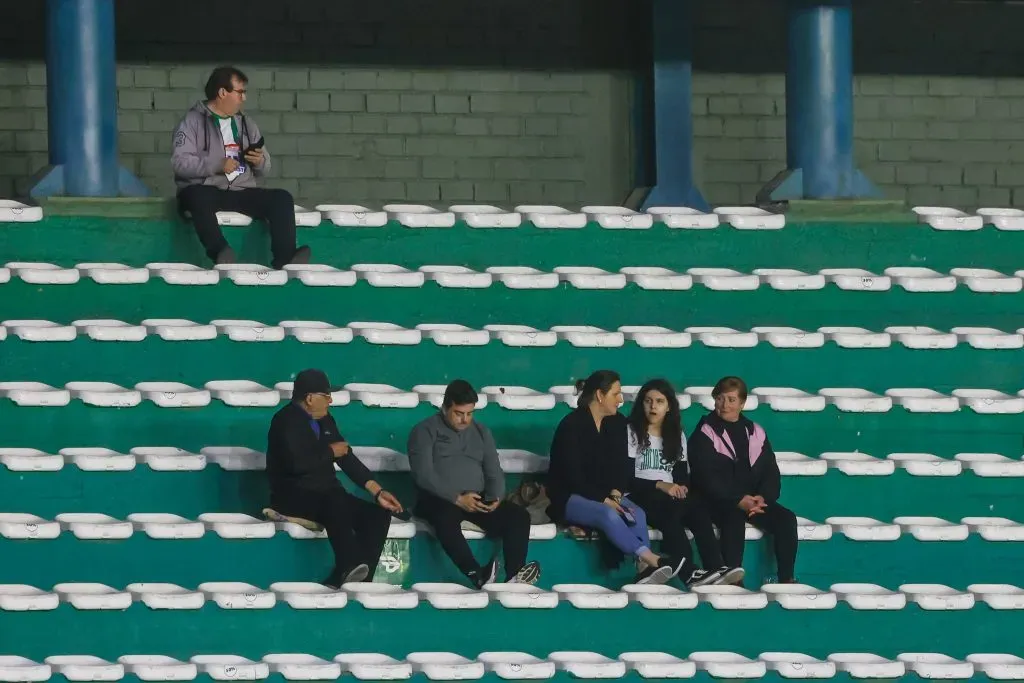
[[2, 0, 1023, 76], [0, 0, 650, 71]]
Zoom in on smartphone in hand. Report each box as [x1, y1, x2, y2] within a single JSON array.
[[242, 136, 265, 157]]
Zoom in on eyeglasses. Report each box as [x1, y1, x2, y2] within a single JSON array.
[[230, 89, 247, 95]]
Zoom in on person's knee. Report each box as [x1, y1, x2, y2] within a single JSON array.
[[371, 505, 393, 533], [502, 501, 531, 528], [267, 188, 294, 208], [594, 505, 622, 529], [775, 506, 798, 534]]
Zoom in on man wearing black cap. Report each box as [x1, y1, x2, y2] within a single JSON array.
[[264, 368, 405, 588]]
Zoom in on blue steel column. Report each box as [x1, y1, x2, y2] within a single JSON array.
[[761, 0, 879, 201], [31, 0, 148, 198], [637, 0, 708, 211]]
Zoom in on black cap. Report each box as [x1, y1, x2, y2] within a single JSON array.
[[292, 369, 342, 401]]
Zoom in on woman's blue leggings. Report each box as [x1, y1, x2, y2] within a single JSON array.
[[564, 494, 650, 557]]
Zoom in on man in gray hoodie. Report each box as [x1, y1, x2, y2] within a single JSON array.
[[408, 380, 541, 588], [171, 66, 310, 269]]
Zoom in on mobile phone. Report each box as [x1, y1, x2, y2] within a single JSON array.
[[620, 509, 637, 526], [242, 136, 265, 156], [481, 498, 498, 506], [392, 509, 412, 521]]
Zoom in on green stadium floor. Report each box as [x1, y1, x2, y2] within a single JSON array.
[[3, 280, 1023, 333], [3, 216, 1024, 274], [1, 336, 1021, 395], [1, 468, 1020, 525], [0, 533, 1018, 590], [1, 402, 1021, 460], [0, 601, 1017, 662]]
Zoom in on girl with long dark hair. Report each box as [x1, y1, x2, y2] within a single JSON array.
[[626, 379, 744, 588], [547, 370, 686, 585]]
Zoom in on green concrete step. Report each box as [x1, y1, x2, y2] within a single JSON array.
[[0, 402, 1021, 461], [0, 599, 1017, 663], [2, 468, 1021, 524], [2, 280, 1023, 333], [0, 532, 1017, 591], [2, 336, 1021, 395], [3, 216, 1023, 274]]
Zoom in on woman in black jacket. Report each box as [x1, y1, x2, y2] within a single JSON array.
[[547, 370, 685, 585], [625, 378, 744, 588], [688, 376, 799, 583]]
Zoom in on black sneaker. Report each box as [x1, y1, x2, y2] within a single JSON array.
[[323, 562, 369, 589], [507, 560, 541, 585], [288, 245, 311, 266], [633, 564, 674, 585], [468, 558, 499, 589], [684, 568, 722, 588], [657, 554, 688, 579], [716, 566, 746, 585], [215, 246, 237, 265]]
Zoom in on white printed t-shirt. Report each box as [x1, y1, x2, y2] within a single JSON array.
[[627, 424, 687, 483], [214, 114, 246, 183]]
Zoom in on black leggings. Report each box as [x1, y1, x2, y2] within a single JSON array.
[[178, 184, 298, 267], [629, 488, 724, 569], [709, 500, 798, 582]]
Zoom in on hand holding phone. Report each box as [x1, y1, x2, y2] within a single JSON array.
[[242, 136, 265, 157]]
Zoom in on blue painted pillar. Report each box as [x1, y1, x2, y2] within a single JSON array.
[[637, 0, 708, 211], [761, 0, 880, 201], [31, 0, 148, 198]]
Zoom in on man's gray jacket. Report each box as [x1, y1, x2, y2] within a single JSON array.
[[407, 413, 505, 504], [171, 100, 271, 191]]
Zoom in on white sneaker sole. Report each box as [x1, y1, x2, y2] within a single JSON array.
[[636, 565, 674, 585], [717, 567, 746, 585]]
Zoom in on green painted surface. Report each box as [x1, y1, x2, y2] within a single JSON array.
[[0, 468, 1020, 525], [0, 534, 1017, 590], [0, 601, 1017, 662], [2, 217, 1024, 272], [1, 336, 1022, 395], [1, 216, 1022, 664], [3, 280, 1024, 333], [0, 402, 1021, 461]]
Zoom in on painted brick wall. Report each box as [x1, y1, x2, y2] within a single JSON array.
[[1, 0, 1023, 208], [0, 0, 644, 206], [688, 0, 1024, 208]]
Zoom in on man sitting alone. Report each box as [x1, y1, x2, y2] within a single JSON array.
[[407, 380, 541, 587], [265, 369, 405, 589], [171, 65, 310, 269]]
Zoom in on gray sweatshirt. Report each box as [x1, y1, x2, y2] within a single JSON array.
[[171, 100, 272, 191], [407, 413, 505, 504]]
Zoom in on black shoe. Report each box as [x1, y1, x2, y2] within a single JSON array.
[[657, 554, 688, 579], [633, 564, 673, 585], [685, 567, 722, 589], [323, 562, 369, 590], [716, 566, 746, 585], [467, 558, 499, 589], [507, 560, 541, 585], [215, 246, 237, 265], [288, 245, 311, 266]]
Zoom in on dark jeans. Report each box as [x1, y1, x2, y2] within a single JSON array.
[[271, 486, 392, 580], [709, 499, 798, 582], [629, 487, 725, 569], [178, 184, 298, 268], [415, 488, 531, 581]]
